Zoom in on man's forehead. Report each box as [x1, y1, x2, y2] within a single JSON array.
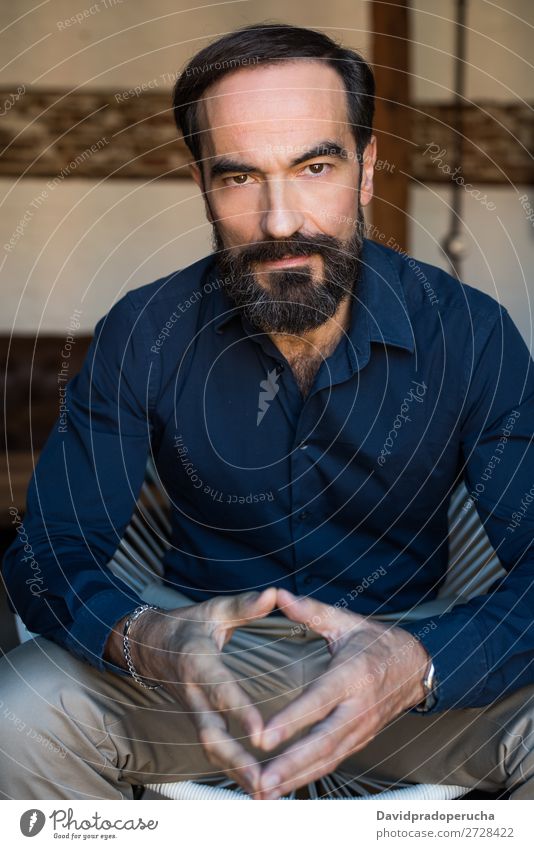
[[196, 60, 351, 159]]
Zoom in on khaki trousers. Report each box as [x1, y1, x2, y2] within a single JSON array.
[[0, 580, 533, 800]]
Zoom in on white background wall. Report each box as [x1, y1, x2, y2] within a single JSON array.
[[412, 0, 534, 102]]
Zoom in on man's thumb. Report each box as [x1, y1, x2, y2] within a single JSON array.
[[225, 587, 278, 628], [276, 588, 342, 638]]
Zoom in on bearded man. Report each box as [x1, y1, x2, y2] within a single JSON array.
[[2, 23, 534, 801]]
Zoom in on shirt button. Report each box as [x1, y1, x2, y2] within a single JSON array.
[[299, 510, 310, 521], [299, 443, 309, 450], [275, 363, 285, 374]]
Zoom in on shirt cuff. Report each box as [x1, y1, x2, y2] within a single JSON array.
[[65, 588, 145, 677], [397, 611, 489, 712]]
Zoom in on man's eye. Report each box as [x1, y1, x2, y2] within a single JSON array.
[[303, 162, 331, 176], [226, 174, 252, 185]]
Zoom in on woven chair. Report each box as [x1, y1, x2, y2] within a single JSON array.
[[100, 459, 504, 801]]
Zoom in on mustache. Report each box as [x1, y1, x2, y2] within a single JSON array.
[[221, 232, 345, 265]]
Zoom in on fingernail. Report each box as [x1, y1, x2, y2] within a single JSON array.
[[262, 730, 280, 749], [262, 772, 280, 793]]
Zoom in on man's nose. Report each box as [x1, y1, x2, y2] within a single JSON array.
[[260, 178, 305, 240]]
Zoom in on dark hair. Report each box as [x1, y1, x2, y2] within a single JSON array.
[[172, 22, 375, 166]]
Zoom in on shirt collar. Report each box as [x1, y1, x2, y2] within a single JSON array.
[[358, 238, 415, 352], [212, 238, 415, 363]]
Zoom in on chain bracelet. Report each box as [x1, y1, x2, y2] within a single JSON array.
[[122, 604, 162, 690]]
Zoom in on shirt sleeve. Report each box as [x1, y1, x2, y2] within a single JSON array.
[[2, 293, 156, 676], [400, 305, 534, 712]]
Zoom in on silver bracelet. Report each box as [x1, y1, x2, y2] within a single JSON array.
[[122, 604, 162, 690]]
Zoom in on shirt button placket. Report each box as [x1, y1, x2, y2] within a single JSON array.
[[292, 420, 314, 593]]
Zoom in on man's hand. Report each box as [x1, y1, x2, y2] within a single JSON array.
[[254, 588, 430, 800], [104, 588, 277, 795]]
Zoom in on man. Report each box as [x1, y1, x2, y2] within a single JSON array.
[[1, 23, 534, 801]]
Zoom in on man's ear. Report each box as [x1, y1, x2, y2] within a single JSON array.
[[359, 135, 377, 209], [189, 162, 213, 224], [189, 161, 203, 190]]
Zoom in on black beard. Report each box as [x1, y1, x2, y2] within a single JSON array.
[[212, 208, 365, 334]]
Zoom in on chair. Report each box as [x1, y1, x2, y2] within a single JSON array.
[[104, 460, 505, 800]]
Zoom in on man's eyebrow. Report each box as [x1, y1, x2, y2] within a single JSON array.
[[210, 158, 257, 179], [290, 141, 350, 167], [209, 140, 350, 179]]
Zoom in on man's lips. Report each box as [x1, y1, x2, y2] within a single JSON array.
[[257, 254, 316, 269]]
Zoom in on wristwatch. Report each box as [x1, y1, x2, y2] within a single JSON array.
[[414, 658, 438, 712]]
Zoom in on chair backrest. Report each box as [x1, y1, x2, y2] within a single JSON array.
[[441, 481, 505, 600], [376, 480, 506, 623], [108, 462, 506, 618]]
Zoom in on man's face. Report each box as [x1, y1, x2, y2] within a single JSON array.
[[190, 60, 376, 333]]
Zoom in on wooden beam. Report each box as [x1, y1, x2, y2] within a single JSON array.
[[411, 103, 534, 185], [0, 88, 191, 180], [371, 0, 411, 252]]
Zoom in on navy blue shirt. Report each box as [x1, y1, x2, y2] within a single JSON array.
[[4, 239, 534, 713]]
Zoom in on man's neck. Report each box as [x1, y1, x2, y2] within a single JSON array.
[[268, 295, 353, 398]]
